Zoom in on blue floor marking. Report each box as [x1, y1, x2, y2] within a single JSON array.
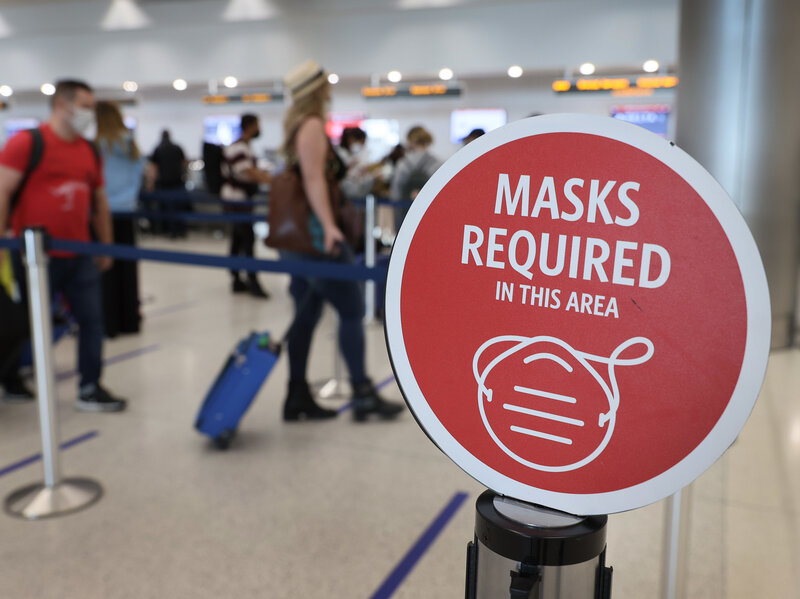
[[370, 491, 470, 599], [142, 300, 198, 319], [376, 375, 396, 390], [56, 344, 160, 381], [337, 374, 396, 414], [0, 430, 99, 479]]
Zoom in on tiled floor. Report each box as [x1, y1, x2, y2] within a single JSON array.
[[0, 233, 797, 598]]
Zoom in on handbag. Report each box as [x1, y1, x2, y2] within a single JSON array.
[[339, 200, 364, 250], [265, 167, 321, 255], [266, 129, 350, 255]]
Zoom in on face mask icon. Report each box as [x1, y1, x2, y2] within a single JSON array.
[[473, 335, 654, 473]]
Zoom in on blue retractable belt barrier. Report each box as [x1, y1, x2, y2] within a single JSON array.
[[351, 197, 413, 209], [140, 191, 267, 208], [114, 210, 266, 224], [47, 238, 386, 281], [0, 238, 22, 250]]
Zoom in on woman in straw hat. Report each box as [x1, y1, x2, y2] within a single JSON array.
[[278, 60, 403, 422]]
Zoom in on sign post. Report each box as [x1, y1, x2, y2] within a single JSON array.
[[385, 115, 771, 597]]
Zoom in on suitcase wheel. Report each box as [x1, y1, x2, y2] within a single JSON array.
[[213, 429, 236, 450]]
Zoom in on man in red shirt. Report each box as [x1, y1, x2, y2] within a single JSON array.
[[0, 79, 126, 412]]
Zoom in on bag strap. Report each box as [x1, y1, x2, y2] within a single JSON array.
[[10, 128, 44, 214]]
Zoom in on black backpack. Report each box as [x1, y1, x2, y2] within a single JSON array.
[[202, 142, 224, 195], [9, 129, 44, 213]]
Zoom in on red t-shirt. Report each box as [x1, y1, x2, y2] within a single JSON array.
[[0, 123, 103, 243]]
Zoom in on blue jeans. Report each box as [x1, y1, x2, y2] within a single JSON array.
[[280, 244, 367, 385], [15, 254, 104, 389]]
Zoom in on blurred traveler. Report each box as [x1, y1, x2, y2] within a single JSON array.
[[390, 125, 441, 229], [461, 127, 485, 145], [148, 129, 187, 237], [0, 79, 126, 412], [149, 129, 186, 190], [278, 59, 403, 422], [222, 113, 272, 298], [371, 143, 405, 198], [336, 126, 378, 201], [96, 101, 144, 337]]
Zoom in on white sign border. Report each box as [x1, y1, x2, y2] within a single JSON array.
[[385, 113, 771, 515]]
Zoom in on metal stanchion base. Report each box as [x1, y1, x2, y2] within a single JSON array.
[[5, 478, 103, 520], [317, 378, 350, 399]]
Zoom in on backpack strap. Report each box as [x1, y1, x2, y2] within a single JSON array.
[[9, 128, 44, 214]]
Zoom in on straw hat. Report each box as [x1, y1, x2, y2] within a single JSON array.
[[284, 60, 327, 100]]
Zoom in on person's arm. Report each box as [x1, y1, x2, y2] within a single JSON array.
[[390, 157, 411, 201], [91, 187, 114, 271], [242, 166, 272, 185], [295, 117, 344, 253], [143, 161, 158, 192], [0, 165, 22, 236]]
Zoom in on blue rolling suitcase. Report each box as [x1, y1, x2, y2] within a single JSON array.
[[195, 332, 280, 449]]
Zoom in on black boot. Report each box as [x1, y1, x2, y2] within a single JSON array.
[[232, 276, 248, 293], [351, 379, 404, 422], [247, 275, 270, 299], [283, 380, 337, 421]]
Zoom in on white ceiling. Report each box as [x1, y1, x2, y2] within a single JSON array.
[[0, 0, 679, 91]]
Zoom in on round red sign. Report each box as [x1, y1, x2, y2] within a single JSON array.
[[385, 115, 770, 515]]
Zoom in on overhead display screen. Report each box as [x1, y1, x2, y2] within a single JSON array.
[[450, 109, 507, 144]]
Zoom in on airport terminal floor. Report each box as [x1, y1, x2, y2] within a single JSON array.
[[0, 233, 797, 598]]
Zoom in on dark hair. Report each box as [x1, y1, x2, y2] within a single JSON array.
[[385, 143, 405, 165], [340, 127, 366, 151], [52, 79, 93, 108], [241, 113, 259, 131]]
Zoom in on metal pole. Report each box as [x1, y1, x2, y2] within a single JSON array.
[[676, 0, 800, 347], [364, 194, 376, 322], [4, 228, 102, 520], [317, 332, 349, 399], [467, 490, 612, 598], [23, 228, 60, 488], [661, 486, 692, 599]]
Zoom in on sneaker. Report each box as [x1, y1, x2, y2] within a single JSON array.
[[2, 376, 35, 404], [232, 278, 249, 293], [76, 385, 127, 413]]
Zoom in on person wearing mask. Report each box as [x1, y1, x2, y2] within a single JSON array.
[[221, 113, 272, 298], [390, 125, 441, 230], [0, 79, 126, 412], [278, 59, 403, 422], [336, 127, 377, 201], [95, 101, 144, 337], [147, 129, 187, 237]]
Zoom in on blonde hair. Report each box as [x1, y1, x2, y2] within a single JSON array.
[[407, 125, 433, 148], [281, 83, 329, 156], [95, 101, 139, 160]]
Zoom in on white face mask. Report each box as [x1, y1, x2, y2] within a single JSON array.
[[69, 106, 96, 136], [350, 143, 364, 154]]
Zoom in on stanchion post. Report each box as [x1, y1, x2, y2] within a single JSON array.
[[661, 485, 692, 599], [364, 194, 376, 322], [317, 328, 349, 399], [4, 228, 102, 520], [465, 490, 612, 598], [24, 228, 61, 488]]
